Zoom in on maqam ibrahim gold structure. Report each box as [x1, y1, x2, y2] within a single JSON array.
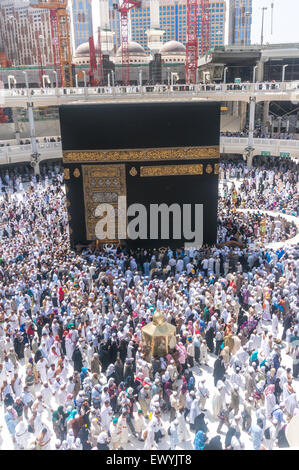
[[141, 310, 176, 360]]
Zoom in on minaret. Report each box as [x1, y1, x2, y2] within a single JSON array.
[[145, 0, 164, 55], [98, 0, 114, 53]]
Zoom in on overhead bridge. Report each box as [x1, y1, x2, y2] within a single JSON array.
[[1, 82, 299, 107], [220, 137, 299, 160], [0, 137, 298, 166]]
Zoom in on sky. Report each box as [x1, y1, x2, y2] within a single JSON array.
[[91, 0, 299, 46], [251, 0, 299, 45]]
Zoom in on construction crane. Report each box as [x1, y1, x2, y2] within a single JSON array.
[[185, 0, 198, 84], [88, 36, 97, 86], [97, 27, 104, 86], [200, 0, 210, 56], [0, 109, 9, 123], [118, 0, 141, 86], [30, 0, 73, 87]]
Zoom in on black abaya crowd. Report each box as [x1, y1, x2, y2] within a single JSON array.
[[0, 156, 298, 450]]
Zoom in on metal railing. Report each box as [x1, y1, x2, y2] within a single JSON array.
[[221, 137, 299, 148], [1, 81, 299, 100], [0, 142, 61, 164]]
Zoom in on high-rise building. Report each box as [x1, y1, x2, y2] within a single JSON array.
[[130, 0, 226, 53], [228, 0, 252, 46], [109, 0, 121, 51], [0, 0, 53, 66], [71, 0, 93, 49]]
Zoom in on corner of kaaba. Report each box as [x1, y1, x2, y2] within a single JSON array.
[[59, 101, 220, 249]]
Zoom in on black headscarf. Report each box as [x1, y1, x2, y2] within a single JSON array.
[[204, 435, 223, 450]]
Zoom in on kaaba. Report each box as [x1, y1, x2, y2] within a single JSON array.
[[59, 101, 220, 249]]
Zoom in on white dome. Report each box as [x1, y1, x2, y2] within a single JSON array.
[[116, 41, 146, 57], [160, 40, 186, 55], [75, 41, 90, 57], [75, 40, 106, 57]]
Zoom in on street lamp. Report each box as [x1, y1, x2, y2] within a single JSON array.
[[253, 65, 258, 83], [75, 73, 78, 88], [203, 71, 209, 84], [22, 71, 29, 89], [282, 64, 288, 82], [82, 70, 86, 87], [261, 7, 268, 46], [52, 70, 57, 88], [8, 75, 16, 89], [223, 66, 228, 84], [42, 74, 50, 88], [111, 70, 115, 87]]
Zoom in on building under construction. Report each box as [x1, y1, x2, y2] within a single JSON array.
[[0, 0, 54, 67], [0, 0, 73, 87]]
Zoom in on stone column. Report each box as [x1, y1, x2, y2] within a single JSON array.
[[27, 102, 40, 175], [256, 60, 265, 83], [239, 102, 247, 132], [12, 108, 21, 144], [262, 101, 270, 135], [245, 96, 256, 168]]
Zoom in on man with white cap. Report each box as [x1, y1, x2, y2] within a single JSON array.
[[100, 399, 113, 432], [138, 384, 151, 417], [97, 431, 110, 450], [168, 419, 179, 450], [118, 410, 130, 448], [245, 367, 256, 400], [199, 340, 208, 366], [169, 391, 179, 421], [263, 417, 278, 450], [189, 396, 200, 431], [197, 378, 209, 411], [54, 439, 62, 450], [185, 390, 195, 420], [216, 399, 232, 434], [150, 409, 165, 445], [36, 356, 49, 384], [166, 360, 178, 382], [143, 420, 156, 450], [230, 384, 240, 416], [4, 406, 17, 444], [15, 420, 30, 449], [150, 388, 161, 409], [212, 381, 224, 419]]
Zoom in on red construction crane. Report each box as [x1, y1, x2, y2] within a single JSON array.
[[118, 0, 141, 86], [185, 0, 198, 84], [31, 1, 73, 87], [0, 109, 8, 123], [97, 27, 104, 86], [200, 0, 210, 56], [88, 36, 97, 86]]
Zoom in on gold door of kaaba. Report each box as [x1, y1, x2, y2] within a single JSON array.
[[82, 164, 126, 242]]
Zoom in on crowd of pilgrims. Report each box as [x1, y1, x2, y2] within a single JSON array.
[[0, 157, 297, 451]]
